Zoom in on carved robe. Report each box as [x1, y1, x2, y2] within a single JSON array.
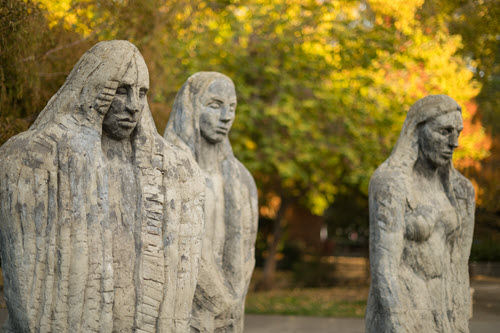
[[164, 72, 258, 332], [0, 40, 204, 333]]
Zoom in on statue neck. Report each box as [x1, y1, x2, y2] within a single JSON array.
[[413, 151, 445, 193], [197, 137, 225, 173], [101, 132, 134, 164], [414, 157, 437, 179]]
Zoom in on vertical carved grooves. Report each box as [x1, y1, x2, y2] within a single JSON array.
[[30, 168, 48, 330], [87, 145, 110, 333], [134, 137, 165, 333], [9, 134, 115, 333], [221, 160, 244, 297], [8, 165, 32, 332], [31, 135, 57, 333], [86, 152, 106, 333], [0, 169, 13, 331], [38, 169, 57, 332], [68, 149, 90, 332], [100, 162, 114, 333], [157, 153, 180, 333], [174, 173, 194, 329], [18, 168, 33, 300], [0, 133, 204, 333], [238, 175, 258, 331], [54, 143, 71, 331], [154, 146, 205, 333]]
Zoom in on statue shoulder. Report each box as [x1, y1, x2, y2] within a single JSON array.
[[452, 169, 475, 201], [369, 166, 408, 202], [234, 158, 257, 193], [158, 135, 204, 186], [0, 129, 58, 172]]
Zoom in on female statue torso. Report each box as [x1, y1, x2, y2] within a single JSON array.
[[365, 95, 475, 333], [164, 72, 258, 333]]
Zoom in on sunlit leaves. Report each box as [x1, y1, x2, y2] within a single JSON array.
[[2, 0, 493, 216]]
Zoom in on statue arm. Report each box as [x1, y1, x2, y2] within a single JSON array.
[[368, 175, 407, 329], [461, 179, 475, 262], [244, 173, 258, 290], [189, 208, 237, 328], [232, 161, 258, 291], [454, 176, 476, 326], [159, 151, 207, 331], [180, 162, 206, 315], [194, 183, 237, 314], [195, 253, 236, 313], [233, 165, 259, 333]]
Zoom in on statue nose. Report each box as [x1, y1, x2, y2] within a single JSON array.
[[220, 107, 232, 122], [449, 132, 459, 149], [126, 92, 140, 113]]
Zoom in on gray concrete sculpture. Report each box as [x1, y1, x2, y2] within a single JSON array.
[[365, 95, 475, 333], [0, 40, 205, 332], [164, 72, 258, 332]]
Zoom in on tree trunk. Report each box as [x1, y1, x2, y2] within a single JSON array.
[[256, 198, 290, 291]]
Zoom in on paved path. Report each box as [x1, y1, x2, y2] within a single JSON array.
[[245, 315, 364, 333], [244, 314, 499, 333]]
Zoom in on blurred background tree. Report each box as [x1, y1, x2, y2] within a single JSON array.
[[1, 0, 498, 289]]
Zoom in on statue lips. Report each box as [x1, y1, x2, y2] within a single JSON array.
[[441, 151, 454, 159], [118, 118, 137, 129], [215, 126, 229, 135]]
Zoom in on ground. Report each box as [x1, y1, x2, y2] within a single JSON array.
[[243, 275, 500, 332], [0, 276, 498, 332]]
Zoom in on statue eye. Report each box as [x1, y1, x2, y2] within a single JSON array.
[[208, 101, 222, 108], [139, 89, 147, 98], [439, 128, 451, 135], [116, 86, 127, 95]]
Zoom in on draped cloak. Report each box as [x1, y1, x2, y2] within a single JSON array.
[[0, 40, 204, 333], [163, 72, 258, 332], [365, 95, 475, 333]]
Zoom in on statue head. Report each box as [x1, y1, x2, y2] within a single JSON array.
[[418, 109, 463, 168], [30, 40, 151, 138], [384, 94, 463, 172], [165, 72, 237, 160], [198, 76, 236, 144], [102, 57, 149, 140]]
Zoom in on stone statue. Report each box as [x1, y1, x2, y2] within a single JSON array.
[[365, 95, 475, 332], [0, 40, 205, 332], [164, 72, 258, 332]]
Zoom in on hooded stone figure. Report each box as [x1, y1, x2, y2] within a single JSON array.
[[164, 72, 258, 332], [365, 95, 475, 333], [0, 40, 205, 332]]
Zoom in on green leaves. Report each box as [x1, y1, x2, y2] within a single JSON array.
[[2, 0, 493, 216]]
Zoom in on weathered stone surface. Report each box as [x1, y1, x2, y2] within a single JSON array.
[[365, 95, 475, 333], [0, 40, 205, 332], [164, 72, 258, 332]]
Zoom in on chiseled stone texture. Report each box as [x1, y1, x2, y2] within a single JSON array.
[[164, 72, 258, 332], [0, 40, 205, 332], [365, 95, 475, 333]]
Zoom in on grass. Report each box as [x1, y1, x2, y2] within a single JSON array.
[[245, 287, 368, 318]]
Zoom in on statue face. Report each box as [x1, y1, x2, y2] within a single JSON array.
[[102, 60, 149, 140], [199, 78, 237, 144], [419, 111, 463, 168]]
